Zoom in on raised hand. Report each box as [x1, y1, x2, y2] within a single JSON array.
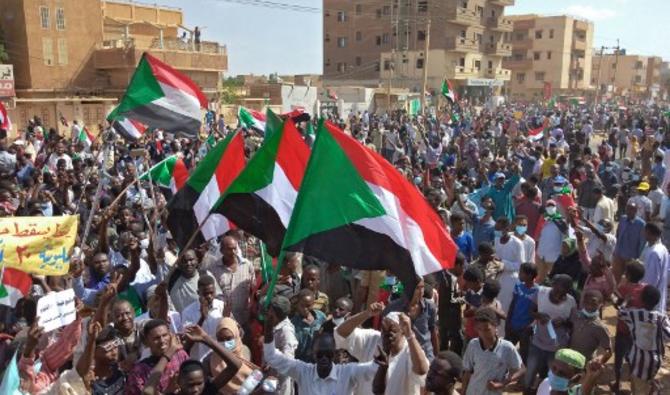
[[87, 319, 102, 340], [183, 325, 208, 344], [398, 313, 413, 338], [367, 302, 385, 317]]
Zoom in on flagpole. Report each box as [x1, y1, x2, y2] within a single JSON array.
[[173, 211, 213, 265], [80, 132, 114, 248]]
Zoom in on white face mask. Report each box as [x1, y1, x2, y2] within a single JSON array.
[[546, 206, 557, 216], [332, 316, 346, 327], [139, 238, 150, 250]]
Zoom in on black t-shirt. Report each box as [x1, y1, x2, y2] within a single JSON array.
[[91, 367, 126, 395], [165, 380, 217, 395]]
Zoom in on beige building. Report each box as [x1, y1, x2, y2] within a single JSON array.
[[591, 53, 661, 98], [323, 0, 514, 100], [0, 0, 227, 136], [504, 14, 594, 100]]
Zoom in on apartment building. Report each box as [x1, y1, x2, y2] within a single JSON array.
[[504, 14, 594, 100], [0, 0, 227, 135], [591, 53, 657, 98], [323, 0, 514, 98]]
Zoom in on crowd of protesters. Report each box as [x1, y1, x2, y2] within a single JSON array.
[[0, 98, 669, 395]]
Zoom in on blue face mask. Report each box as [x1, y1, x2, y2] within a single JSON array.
[[548, 370, 570, 391], [515, 225, 527, 235], [494, 230, 504, 239], [581, 308, 599, 319], [223, 339, 236, 351], [384, 275, 397, 286]]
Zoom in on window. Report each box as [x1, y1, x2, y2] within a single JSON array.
[[375, 61, 381, 71], [56, 8, 65, 30], [488, 60, 493, 69], [356, 31, 362, 41], [57, 38, 68, 65], [535, 30, 543, 39], [516, 73, 525, 83], [383, 6, 391, 15], [533, 51, 541, 60], [325, 34, 330, 42], [355, 56, 362, 66], [461, 1, 468, 8], [476, 6, 483, 17], [635, 75, 642, 83], [474, 60, 481, 70], [635, 61, 643, 69], [376, 9, 382, 18], [416, 58, 424, 69], [325, 58, 331, 67], [612, 63, 616, 69], [417, 1, 428, 12], [475, 33, 482, 44], [376, 36, 382, 46], [42, 38, 54, 65], [337, 37, 348, 48], [489, 35, 494, 43], [460, 30, 466, 39], [382, 33, 390, 44], [513, 53, 524, 60], [535, 71, 545, 81], [384, 60, 392, 70], [459, 57, 465, 67], [547, 51, 552, 60], [39, 6, 50, 29], [418, 30, 426, 41], [549, 29, 554, 39], [355, 4, 362, 15], [337, 62, 347, 72], [337, 11, 347, 22]]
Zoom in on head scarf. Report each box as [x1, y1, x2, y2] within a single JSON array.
[[562, 237, 577, 256], [209, 317, 256, 385], [554, 348, 586, 369]]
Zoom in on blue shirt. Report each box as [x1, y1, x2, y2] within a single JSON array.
[[454, 231, 475, 261], [652, 163, 666, 183], [486, 174, 521, 222], [509, 282, 539, 331], [614, 215, 646, 259], [291, 309, 327, 362], [472, 216, 495, 255]]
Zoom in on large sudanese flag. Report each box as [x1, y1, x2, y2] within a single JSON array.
[[107, 53, 207, 139], [280, 121, 458, 297], [112, 116, 149, 141], [441, 79, 457, 103], [212, 118, 310, 256], [0, 267, 32, 307], [139, 155, 189, 194], [166, 131, 246, 248]]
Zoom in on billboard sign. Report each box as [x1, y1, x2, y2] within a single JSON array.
[[0, 65, 15, 97]]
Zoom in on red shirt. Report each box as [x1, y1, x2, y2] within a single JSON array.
[[616, 282, 647, 333]]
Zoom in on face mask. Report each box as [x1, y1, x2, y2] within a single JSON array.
[[553, 186, 563, 193], [546, 206, 557, 216], [139, 238, 150, 250], [494, 230, 504, 239], [581, 308, 599, 319], [262, 378, 278, 392], [548, 370, 571, 391], [384, 275, 397, 286], [515, 225, 527, 235], [223, 339, 236, 351]]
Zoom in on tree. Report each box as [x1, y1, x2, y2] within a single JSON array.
[[0, 28, 8, 63], [218, 76, 243, 104]]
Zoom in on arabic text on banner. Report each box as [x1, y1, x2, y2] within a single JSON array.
[[0, 216, 78, 275], [36, 288, 76, 332]]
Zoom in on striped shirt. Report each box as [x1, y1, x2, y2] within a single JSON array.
[[618, 308, 670, 380]]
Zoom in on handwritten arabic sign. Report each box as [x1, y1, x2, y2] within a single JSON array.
[[0, 216, 78, 275], [37, 289, 76, 332], [0, 65, 15, 97]]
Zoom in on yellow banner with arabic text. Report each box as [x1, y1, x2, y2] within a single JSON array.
[[0, 216, 78, 275]]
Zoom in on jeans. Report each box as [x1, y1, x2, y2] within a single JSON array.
[[614, 330, 633, 386], [523, 343, 555, 392]]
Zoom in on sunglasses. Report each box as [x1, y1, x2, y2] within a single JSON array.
[[96, 338, 123, 352]]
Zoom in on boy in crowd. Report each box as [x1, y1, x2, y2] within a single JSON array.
[[505, 262, 539, 363]]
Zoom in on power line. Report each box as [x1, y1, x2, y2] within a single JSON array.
[[213, 0, 321, 13]]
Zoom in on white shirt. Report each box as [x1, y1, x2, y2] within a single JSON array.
[[593, 196, 616, 224], [263, 343, 378, 395], [181, 298, 225, 360], [537, 221, 563, 263], [335, 328, 427, 395], [517, 234, 536, 264]]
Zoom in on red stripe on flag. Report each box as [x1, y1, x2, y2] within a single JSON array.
[[2, 267, 32, 295], [129, 119, 148, 134], [325, 121, 457, 270], [172, 158, 189, 191], [528, 125, 543, 137], [214, 132, 246, 194], [144, 53, 208, 108], [275, 121, 310, 190]]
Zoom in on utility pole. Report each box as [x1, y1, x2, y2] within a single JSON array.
[[420, 18, 431, 115], [387, 50, 395, 111], [594, 45, 605, 108], [612, 38, 621, 93]]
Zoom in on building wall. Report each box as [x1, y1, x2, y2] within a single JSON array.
[[324, 0, 514, 91], [505, 14, 593, 100], [592, 54, 650, 95]]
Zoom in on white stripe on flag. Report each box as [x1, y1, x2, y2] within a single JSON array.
[[255, 163, 298, 227], [155, 82, 202, 120], [194, 176, 231, 241], [354, 183, 443, 276]]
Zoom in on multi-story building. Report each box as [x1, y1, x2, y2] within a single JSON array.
[[0, 0, 227, 135], [504, 14, 594, 100], [323, 0, 514, 100], [591, 53, 656, 98]]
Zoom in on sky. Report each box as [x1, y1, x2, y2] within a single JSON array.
[[157, 0, 669, 76]]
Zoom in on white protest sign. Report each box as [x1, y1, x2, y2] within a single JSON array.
[[36, 289, 76, 332]]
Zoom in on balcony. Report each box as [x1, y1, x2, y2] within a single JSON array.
[[445, 37, 481, 52], [450, 66, 478, 79], [484, 42, 512, 57], [572, 39, 586, 51], [491, 0, 515, 6], [94, 38, 228, 72], [513, 19, 535, 30], [486, 17, 513, 32], [485, 68, 512, 81], [504, 58, 532, 69], [513, 38, 533, 51], [446, 7, 483, 26]]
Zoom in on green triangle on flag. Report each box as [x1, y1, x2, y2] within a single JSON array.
[[264, 108, 284, 141], [0, 284, 8, 299]]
